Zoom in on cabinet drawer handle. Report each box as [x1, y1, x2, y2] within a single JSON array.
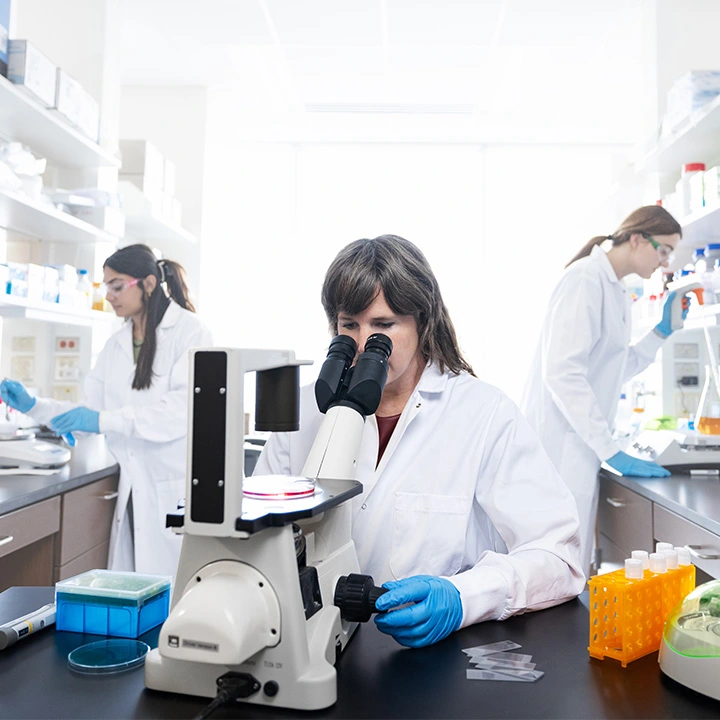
[[98, 492, 118, 501], [0, 535, 14, 547], [685, 544, 720, 560], [606, 497, 626, 508]]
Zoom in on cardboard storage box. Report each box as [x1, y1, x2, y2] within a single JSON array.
[[7, 39, 57, 108]]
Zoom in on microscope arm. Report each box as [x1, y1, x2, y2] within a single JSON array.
[[301, 406, 366, 481]]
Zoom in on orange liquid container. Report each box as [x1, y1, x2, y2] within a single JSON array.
[[588, 569, 664, 667], [697, 416, 720, 434]]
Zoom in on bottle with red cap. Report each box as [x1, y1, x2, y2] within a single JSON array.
[[676, 162, 706, 216]]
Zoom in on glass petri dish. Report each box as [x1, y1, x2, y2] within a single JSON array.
[[243, 475, 316, 499], [68, 639, 150, 675]]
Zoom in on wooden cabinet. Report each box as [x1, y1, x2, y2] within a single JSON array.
[[0, 497, 61, 592], [54, 473, 119, 582], [0, 472, 118, 592], [598, 475, 654, 560], [598, 474, 720, 579], [654, 505, 720, 579]]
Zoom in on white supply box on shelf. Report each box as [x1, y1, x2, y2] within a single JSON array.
[[163, 157, 176, 196], [119, 140, 164, 201], [65, 205, 125, 238], [7, 39, 57, 108], [0, 0, 9, 76], [664, 70, 720, 136], [54, 69, 100, 143]]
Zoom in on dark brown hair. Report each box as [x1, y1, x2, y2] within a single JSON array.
[[321, 234, 474, 376], [566, 205, 682, 267], [103, 244, 195, 390]]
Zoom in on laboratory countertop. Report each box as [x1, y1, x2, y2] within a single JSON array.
[[600, 467, 720, 537], [0, 435, 119, 517], [1, 586, 718, 719]]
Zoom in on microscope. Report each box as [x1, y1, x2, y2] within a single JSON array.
[[144, 334, 392, 711]]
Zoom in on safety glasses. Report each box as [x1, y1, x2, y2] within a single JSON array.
[[102, 278, 141, 298], [642, 233, 676, 265]]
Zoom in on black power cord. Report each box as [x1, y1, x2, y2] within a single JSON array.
[[194, 672, 261, 720]]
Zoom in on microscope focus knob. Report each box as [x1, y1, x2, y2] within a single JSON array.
[[334, 573, 387, 622]]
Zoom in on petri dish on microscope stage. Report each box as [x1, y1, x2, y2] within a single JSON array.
[[68, 639, 150, 675], [243, 475, 317, 499]]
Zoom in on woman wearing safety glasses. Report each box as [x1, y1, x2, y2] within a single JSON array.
[[521, 205, 687, 578], [0, 244, 213, 577]]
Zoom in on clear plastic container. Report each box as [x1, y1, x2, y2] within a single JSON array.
[[694, 247, 708, 274], [676, 162, 706, 216], [76, 269, 92, 310], [55, 569, 171, 638], [697, 365, 720, 435]]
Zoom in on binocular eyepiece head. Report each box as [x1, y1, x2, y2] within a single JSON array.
[[315, 332, 393, 416]]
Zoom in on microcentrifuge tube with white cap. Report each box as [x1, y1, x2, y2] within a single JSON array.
[[675, 546, 692, 566], [649, 552, 667, 574], [631, 550, 650, 570], [663, 549, 679, 570], [625, 558, 644, 579], [656, 541, 674, 554]]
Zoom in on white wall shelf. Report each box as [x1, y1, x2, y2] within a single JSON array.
[[119, 181, 196, 245], [631, 302, 720, 341], [0, 76, 120, 169], [634, 93, 720, 175], [0, 295, 115, 327], [678, 205, 720, 249], [0, 189, 120, 244]]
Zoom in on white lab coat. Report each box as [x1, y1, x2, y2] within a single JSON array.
[[521, 245, 664, 575], [28, 300, 213, 577], [255, 363, 585, 628]]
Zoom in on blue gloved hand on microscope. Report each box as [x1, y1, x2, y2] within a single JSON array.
[[655, 290, 690, 338], [0, 378, 36, 413], [373, 575, 463, 647], [50, 407, 99, 436], [606, 450, 670, 477]]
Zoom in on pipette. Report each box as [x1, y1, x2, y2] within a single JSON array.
[[0, 602, 56, 650]]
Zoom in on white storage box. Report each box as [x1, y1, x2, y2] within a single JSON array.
[[0, 0, 10, 77], [7, 39, 57, 108], [26, 262, 45, 303], [163, 158, 176, 196], [66, 205, 125, 238], [119, 173, 162, 208], [54, 69, 100, 142], [119, 140, 164, 199], [664, 70, 720, 134], [171, 197, 182, 226]]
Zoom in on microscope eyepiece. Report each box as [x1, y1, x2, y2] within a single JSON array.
[[315, 335, 358, 414], [327, 334, 357, 363], [363, 333, 392, 360]]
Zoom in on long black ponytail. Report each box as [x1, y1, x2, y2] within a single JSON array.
[[103, 244, 196, 390]]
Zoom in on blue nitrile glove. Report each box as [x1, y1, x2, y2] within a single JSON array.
[[0, 379, 36, 413], [374, 575, 463, 648], [50, 407, 100, 435], [606, 450, 670, 477], [655, 290, 690, 338]]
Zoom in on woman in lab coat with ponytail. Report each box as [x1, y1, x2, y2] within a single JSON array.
[[521, 205, 686, 577], [0, 244, 213, 577]]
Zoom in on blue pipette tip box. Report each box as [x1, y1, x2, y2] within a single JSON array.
[[55, 569, 171, 638]]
